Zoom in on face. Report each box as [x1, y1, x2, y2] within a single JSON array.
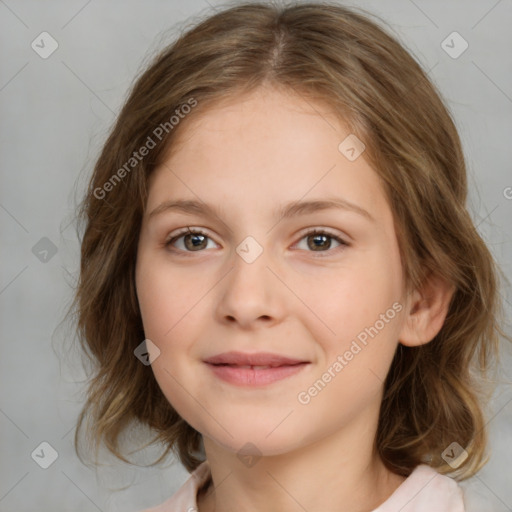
[[135, 85, 409, 457]]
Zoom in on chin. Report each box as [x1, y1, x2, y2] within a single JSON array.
[[203, 422, 304, 458]]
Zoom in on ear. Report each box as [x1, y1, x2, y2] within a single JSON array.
[[398, 272, 455, 347]]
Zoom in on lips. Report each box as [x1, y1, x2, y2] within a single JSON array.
[[204, 351, 310, 386], [204, 351, 307, 367]]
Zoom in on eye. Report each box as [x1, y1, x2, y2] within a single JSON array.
[[164, 227, 349, 256], [165, 227, 218, 253], [293, 229, 349, 256]]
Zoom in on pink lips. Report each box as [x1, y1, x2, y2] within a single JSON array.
[[204, 351, 310, 386]]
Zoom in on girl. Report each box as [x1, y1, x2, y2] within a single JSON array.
[[71, 2, 509, 511]]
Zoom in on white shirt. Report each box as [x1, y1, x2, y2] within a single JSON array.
[[141, 461, 466, 511]]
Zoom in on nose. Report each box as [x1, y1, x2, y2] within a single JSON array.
[[214, 243, 286, 329]]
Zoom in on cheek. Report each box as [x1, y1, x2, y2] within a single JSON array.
[[135, 256, 212, 394], [300, 260, 401, 341], [136, 254, 203, 340], [135, 258, 204, 417], [296, 249, 403, 382]]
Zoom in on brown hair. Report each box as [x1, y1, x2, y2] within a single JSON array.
[[70, 1, 509, 480]]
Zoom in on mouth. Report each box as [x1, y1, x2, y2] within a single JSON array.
[[204, 351, 308, 366], [213, 364, 297, 369], [204, 352, 310, 386]]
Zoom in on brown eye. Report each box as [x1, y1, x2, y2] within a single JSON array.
[[307, 233, 332, 251], [294, 229, 348, 256], [165, 228, 217, 253], [183, 232, 208, 250]]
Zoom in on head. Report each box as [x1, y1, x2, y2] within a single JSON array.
[[72, 1, 505, 480]]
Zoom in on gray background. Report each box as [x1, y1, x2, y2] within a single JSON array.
[[1, 0, 511, 511]]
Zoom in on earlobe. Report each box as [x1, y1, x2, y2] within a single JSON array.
[[398, 273, 455, 347]]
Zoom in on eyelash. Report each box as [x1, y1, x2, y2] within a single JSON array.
[[164, 227, 349, 257]]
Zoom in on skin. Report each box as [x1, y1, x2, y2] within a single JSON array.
[[135, 84, 453, 512]]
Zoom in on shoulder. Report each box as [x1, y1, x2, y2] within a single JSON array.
[[138, 461, 211, 512], [373, 464, 466, 512]]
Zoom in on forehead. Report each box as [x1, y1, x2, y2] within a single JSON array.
[[167, 85, 345, 155], [146, 85, 390, 225]]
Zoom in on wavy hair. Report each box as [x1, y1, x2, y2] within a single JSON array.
[[69, 1, 509, 480]]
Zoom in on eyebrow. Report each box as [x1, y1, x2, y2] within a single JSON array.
[[147, 197, 375, 225]]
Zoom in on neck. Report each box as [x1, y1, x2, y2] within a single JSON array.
[[197, 407, 405, 512]]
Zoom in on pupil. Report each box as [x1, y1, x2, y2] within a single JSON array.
[[310, 234, 330, 251], [186, 233, 206, 250]]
